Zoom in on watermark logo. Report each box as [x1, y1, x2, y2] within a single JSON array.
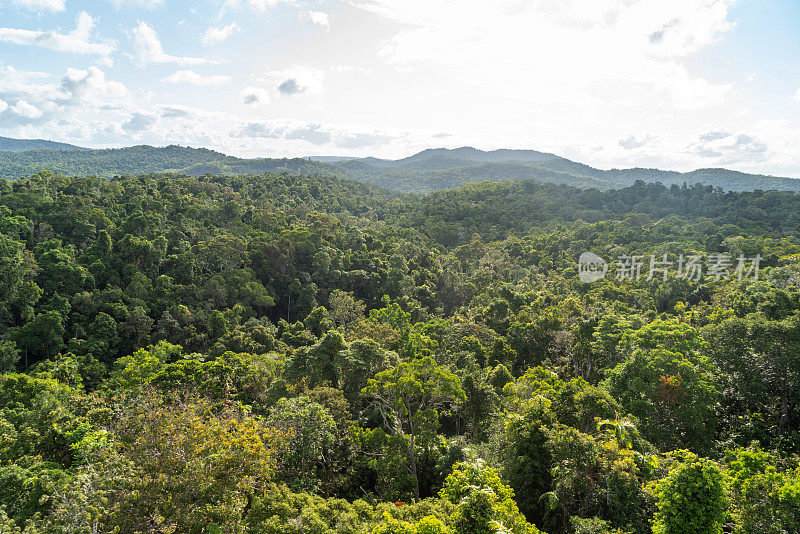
[[578, 252, 609, 283], [577, 253, 761, 283]]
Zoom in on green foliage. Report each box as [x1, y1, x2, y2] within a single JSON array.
[[363, 356, 466, 500], [725, 446, 800, 534], [0, 168, 798, 533], [266, 396, 337, 492], [649, 452, 727, 534], [104, 390, 282, 533], [5, 144, 800, 193], [440, 460, 542, 534], [605, 320, 720, 453]]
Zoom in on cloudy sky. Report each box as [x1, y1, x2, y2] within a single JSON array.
[[1, 0, 800, 175]]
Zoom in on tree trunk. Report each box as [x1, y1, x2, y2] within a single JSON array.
[[779, 369, 789, 434], [408, 426, 420, 501]]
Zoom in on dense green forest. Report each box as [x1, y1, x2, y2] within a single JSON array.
[[0, 170, 798, 534], [3, 141, 800, 193]]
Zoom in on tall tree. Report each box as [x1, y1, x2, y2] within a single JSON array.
[[362, 356, 465, 500]]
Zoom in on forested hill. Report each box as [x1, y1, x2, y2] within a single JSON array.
[[2, 139, 800, 193], [0, 136, 86, 152], [0, 144, 338, 181], [326, 147, 800, 192]]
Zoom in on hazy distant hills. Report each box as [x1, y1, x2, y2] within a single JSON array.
[[0, 136, 86, 152], [315, 147, 800, 193], [0, 144, 336, 182], [1, 138, 800, 193]]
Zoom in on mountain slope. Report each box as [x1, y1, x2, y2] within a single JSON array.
[[323, 147, 800, 193], [0, 145, 339, 180], [0, 136, 86, 152]]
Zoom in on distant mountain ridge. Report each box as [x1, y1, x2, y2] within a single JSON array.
[[0, 136, 86, 152], [312, 147, 800, 193], [0, 138, 799, 193], [0, 144, 336, 181]]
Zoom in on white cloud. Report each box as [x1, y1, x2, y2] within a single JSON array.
[[238, 66, 325, 107], [0, 12, 115, 58], [12, 0, 65, 12], [794, 88, 800, 103], [159, 104, 196, 119], [131, 22, 212, 66], [122, 112, 157, 133], [10, 100, 42, 119], [0, 64, 132, 131], [224, 0, 290, 14], [241, 86, 270, 105], [235, 122, 332, 144], [699, 130, 731, 142], [202, 23, 241, 47], [689, 131, 768, 163], [107, 0, 164, 7], [4, 0, 800, 174], [307, 11, 330, 28], [232, 119, 394, 148], [330, 65, 373, 74], [337, 0, 749, 166], [163, 70, 231, 86], [619, 135, 653, 150], [62, 66, 130, 103], [269, 65, 325, 96], [0, 65, 57, 98]]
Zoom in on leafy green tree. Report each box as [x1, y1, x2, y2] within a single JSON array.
[[363, 357, 465, 500], [605, 320, 720, 453], [649, 452, 726, 534], [0, 341, 19, 372], [544, 424, 647, 533], [502, 402, 554, 526], [340, 339, 396, 405], [106, 391, 282, 533], [725, 446, 800, 534], [328, 289, 366, 327], [15, 311, 65, 367], [440, 460, 542, 534], [106, 340, 182, 389], [457, 369, 499, 441], [286, 330, 347, 389], [119, 305, 154, 354], [266, 396, 337, 492]]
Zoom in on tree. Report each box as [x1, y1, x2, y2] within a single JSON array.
[[544, 424, 647, 533], [649, 453, 726, 534], [119, 305, 154, 354], [286, 330, 347, 389], [725, 446, 800, 534], [266, 396, 337, 493], [440, 460, 542, 534], [502, 402, 553, 526], [362, 357, 465, 500], [106, 391, 282, 533], [106, 340, 182, 390], [457, 369, 499, 441], [15, 310, 65, 367], [605, 319, 720, 453], [328, 289, 366, 327], [0, 341, 19, 372]]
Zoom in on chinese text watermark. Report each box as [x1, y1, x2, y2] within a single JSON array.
[[578, 253, 760, 283]]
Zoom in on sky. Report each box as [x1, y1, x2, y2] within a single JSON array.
[[2, 0, 800, 176]]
